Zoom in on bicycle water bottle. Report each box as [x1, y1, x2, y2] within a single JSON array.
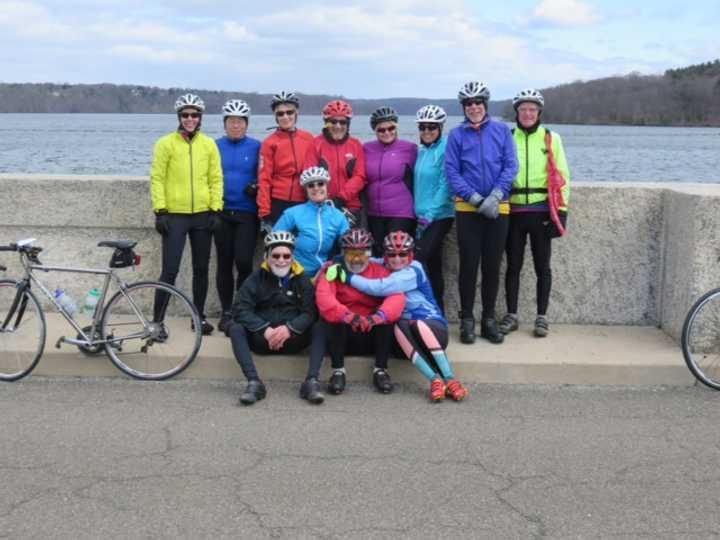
[[54, 289, 77, 318], [82, 288, 101, 316]]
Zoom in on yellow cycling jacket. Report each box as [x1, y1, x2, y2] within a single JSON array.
[[510, 126, 570, 211], [150, 131, 224, 213]]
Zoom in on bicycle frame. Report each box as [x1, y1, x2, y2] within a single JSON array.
[[16, 251, 149, 349]]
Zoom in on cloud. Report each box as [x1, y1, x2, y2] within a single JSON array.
[[532, 0, 600, 26], [108, 45, 215, 64], [0, 0, 76, 40]]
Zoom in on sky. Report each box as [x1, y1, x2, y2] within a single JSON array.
[[0, 0, 717, 100]]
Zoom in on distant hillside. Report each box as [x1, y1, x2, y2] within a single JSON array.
[[0, 83, 507, 117], [504, 59, 720, 126]]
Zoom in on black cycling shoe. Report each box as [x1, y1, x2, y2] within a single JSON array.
[[373, 369, 393, 394], [299, 378, 325, 405], [192, 318, 215, 336], [239, 379, 266, 406], [460, 318, 476, 344], [153, 322, 169, 343], [480, 318, 504, 344], [218, 312, 233, 336], [328, 370, 346, 395]]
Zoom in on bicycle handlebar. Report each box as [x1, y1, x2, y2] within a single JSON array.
[[0, 245, 17, 252]]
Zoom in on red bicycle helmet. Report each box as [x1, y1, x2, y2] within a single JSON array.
[[322, 99, 353, 119], [383, 231, 415, 264], [340, 228, 373, 250]]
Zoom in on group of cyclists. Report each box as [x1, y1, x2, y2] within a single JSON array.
[[150, 80, 571, 404]]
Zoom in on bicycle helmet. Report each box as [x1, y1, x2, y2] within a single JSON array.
[[222, 99, 251, 118], [415, 104, 447, 124], [370, 106, 399, 129], [383, 230, 414, 254], [264, 231, 295, 252], [457, 81, 490, 104], [174, 93, 205, 112], [271, 91, 300, 111], [322, 99, 353, 119], [512, 88, 545, 110], [300, 166, 331, 187], [340, 228, 373, 250]]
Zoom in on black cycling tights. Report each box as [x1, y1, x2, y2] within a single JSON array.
[[455, 211, 509, 320], [415, 218, 453, 315], [504, 212, 552, 315], [214, 212, 259, 313], [153, 213, 212, 321]]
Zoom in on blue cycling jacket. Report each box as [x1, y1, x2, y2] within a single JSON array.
[[414, 137, 454, 222], [274, 200, 350, 277], [350, 260, 447, 324], [444, 117, 518, 202], [216, 135, 261, 213]]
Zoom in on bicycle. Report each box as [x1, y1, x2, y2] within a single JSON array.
[[681, 287, 720, 390], [0, 238, 202, 381]]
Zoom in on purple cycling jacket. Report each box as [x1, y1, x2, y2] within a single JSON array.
[[363, 138, 418, 218]]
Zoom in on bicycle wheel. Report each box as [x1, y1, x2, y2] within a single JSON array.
[[0, 279, 46, 381], [101, 281, 202, 380], [682, 287, 720, 390]]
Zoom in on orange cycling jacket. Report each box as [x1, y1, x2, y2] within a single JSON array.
[[257, 128, 315, 218], [304, 133, 367, 210]]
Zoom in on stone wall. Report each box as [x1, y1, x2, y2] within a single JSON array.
[[1, 175, 718, 340]]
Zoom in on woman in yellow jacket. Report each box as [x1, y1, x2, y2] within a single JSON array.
[[500, 89, 570, 338], [150, 93, 223, 335]]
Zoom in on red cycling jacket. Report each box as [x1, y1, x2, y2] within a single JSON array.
[[304, 132, 367, 210], [257, 128, 315, 218], [315, 261, 405, 322]]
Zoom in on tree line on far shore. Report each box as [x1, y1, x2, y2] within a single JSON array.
[[1, 59, 718, 126]]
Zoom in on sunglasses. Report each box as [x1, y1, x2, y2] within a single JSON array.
[[463, 99, 486, 108], [418, 124, 439, 132], [275, 109, 296, 118], [305, 181, 326, 189], [180, 112, 201, 119], [270, 253, 292, 260], [387, 251, 410, 258], [376, 125, 396, 134], [328, 119, 349, 126]]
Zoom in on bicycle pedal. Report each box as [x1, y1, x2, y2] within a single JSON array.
[[55, 337, 65, 349]]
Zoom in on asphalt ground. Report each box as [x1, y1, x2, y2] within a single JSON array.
[[1, 378, 719, 539]]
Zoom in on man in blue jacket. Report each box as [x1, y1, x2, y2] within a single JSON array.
[[445, 81, 519, 344], [214, 99, 262, 334]]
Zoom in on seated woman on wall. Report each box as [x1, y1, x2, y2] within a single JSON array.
[[273, 167, 350, 278], [341, 231, 469, 402]]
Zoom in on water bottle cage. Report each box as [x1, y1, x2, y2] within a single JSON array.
[[109, 248, 140, 268]]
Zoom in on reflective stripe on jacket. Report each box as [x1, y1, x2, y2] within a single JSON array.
[[150, 131, 223, 213], [510, 126, 570, 211]]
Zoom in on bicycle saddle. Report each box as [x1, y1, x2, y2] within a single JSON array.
[[98, 240, 137, 249]]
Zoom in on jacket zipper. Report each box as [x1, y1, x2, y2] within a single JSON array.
[[335, 144, 341, 199], [377, 147, 385, 215], [188, 138, 195, 213], [289, 131, 298, 202], [525, 133, 529, 205], [315, 204, 324, 266]]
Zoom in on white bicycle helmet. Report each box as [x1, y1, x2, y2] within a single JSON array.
[[271, 91, 300, 111], [174, 93, 205, 112], [370, 106, 399, 129], [264, 231, 295, 251], [513, 88, 545, 110], [457, 81, 490, 103], [222, 99, 251, 118], [416, 104, 447, 124], [300, 166, 331, 187]]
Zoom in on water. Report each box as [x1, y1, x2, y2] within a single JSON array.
[[2, 113, 719, 182]]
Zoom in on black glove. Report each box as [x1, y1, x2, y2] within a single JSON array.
[[332, 197, 346, 209], [243, 183, 259, 197], [208, 211, 222, 232], [154, 210, 170, 236], [545, 212, 568, 239]]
